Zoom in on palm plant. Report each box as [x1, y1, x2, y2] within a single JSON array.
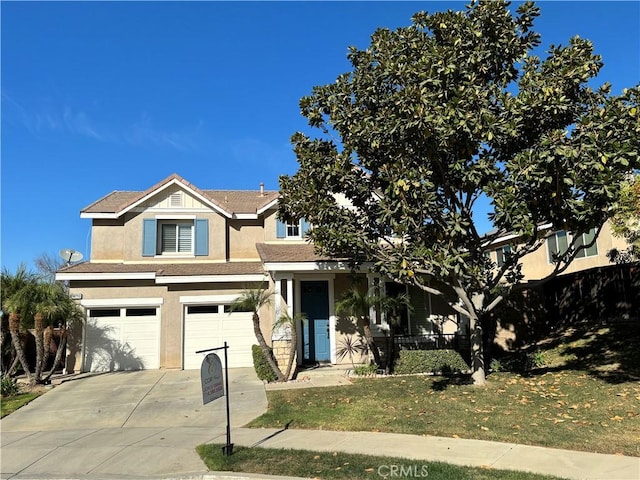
[[336, 334, 368, 369], [31, 282, 67, 382], [272, 312, 306, 380], [231, 288, 285, 382], [379, 292, 413, 374], [335, 283, 382, 367]]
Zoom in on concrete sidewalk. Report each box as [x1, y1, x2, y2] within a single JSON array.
[[224, 427, 640, 480]]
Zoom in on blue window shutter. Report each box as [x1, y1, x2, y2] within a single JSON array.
[[301, 218, 310, 236], [276, 219, 286, 238], [142, 219, 157, 256], [195, 218, 209, 256]]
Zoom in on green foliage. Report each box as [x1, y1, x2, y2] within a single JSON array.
[[608, 174, 640, 263], [252, 344, 277, 383], [393, 349, 470, 375], [1, 375, 19, 397], [336, 335, 368, 367], [230, 288, 271, 314], [491, 350, 548, 373], [352, 364, 378, 376], [489, 358, 504, 372]]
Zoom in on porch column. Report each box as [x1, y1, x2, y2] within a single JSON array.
[[274, 273, 282, 322], [367, 273, 378, 325], [286, 276, 294, 318]]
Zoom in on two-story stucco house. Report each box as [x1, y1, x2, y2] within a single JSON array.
[[57, 174, 455, 373]]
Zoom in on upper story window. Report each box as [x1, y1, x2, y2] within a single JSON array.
[[286, 222, 300, 238], [547, 228, 598, 263], [276, 218, 309, 239], [160, 221, 193, 254], [142, 218, 209, 257], [495, 245, 511, 267]]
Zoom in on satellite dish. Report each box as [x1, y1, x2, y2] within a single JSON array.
[[59, 248, 83, 264]]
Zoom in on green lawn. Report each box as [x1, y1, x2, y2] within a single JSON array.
[[249, 324, 640, 457], [1, 391, 41, 418], [197, 444, 565, 480]]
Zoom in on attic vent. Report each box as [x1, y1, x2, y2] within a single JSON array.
[[170, 192, 183, 207]]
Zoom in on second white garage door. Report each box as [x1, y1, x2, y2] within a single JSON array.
[[183, 305, 255, 370]]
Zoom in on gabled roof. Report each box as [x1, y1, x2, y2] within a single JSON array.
[[81, 173, 279, 219]]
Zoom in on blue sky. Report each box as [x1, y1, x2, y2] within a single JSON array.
[[2, 1, 638, 273]]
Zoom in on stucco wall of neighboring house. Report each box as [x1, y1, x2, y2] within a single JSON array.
[[91, 219, 125, 261], [517, 221, 628, 280], [228, 219, 264, 260]]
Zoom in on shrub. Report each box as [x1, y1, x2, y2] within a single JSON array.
[[252, 345, 277, 383], [527, 350, 547, 370], [489, 358, 504, 372], [352, 364, 378, 376], [1, 375, 19, 397], [393, 349, 470, 375]]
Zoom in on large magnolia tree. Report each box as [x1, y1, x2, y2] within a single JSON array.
[[279, 0, 639, 385]]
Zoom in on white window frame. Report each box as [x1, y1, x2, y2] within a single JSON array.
[[547, 229, 598, 264], [156, 215, 196, 256], [285, 220, 302, 239]]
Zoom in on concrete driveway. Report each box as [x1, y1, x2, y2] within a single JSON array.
[[1, 369, 267, 479]]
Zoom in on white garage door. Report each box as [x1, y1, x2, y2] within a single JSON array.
[[183, 304, 255, 370], [84, 307, 161, 372]]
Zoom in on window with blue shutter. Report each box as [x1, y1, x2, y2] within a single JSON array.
[[301, 218, 310, 236], [276, 219, 286, 238], [195, 218, 209, 256], [142, 219, 157, 256]]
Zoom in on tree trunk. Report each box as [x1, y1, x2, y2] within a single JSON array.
[[283, 321, 297, 380], [8, 313, 32, 382], [252, 312, 285, 382], [34, 313, 45, 382], [385, 324, 396, 375], [44, 327, 67, 382], [470, 315, 486, 386], [359, 317, 382, 368]]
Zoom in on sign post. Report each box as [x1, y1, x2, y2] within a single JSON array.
[[197, 342, 233, 456]]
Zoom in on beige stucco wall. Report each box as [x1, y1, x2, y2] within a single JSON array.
[[333, 273, 370, 366], [504, 221, 629, 281], [228, 219, 264, 260], [263, 210, 278, 241], [91, 219, 125, 261]]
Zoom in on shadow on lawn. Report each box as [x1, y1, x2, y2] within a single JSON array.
[[430, 375, 474, 391]]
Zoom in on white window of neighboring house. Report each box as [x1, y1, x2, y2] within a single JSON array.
[[495, 245, 511, 267], [547, 228, 598, 263], [160, 221, 193, 254]]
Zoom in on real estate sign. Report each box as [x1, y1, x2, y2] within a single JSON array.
[[201, 352, 224, 404]]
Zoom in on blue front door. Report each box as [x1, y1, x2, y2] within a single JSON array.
[[301, 281, 330, 362]]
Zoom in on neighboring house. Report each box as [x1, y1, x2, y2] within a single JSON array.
[[57, 173, 455, 373], [485, 221, 629, 281]]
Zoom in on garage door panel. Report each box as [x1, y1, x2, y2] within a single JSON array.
[[84, 312, 160, 372], [184, 311, 255, 370]]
